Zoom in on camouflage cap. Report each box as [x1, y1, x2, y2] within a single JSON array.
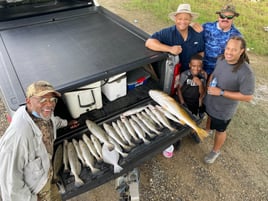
[[216, 4, 239, 17], [26, 80, 61, 98]]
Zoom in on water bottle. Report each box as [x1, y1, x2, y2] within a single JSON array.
[[210, 77, 217, 87]]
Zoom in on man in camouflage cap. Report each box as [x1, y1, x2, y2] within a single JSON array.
[[0, 80, 78, 201], [202, 4, 242, 75]]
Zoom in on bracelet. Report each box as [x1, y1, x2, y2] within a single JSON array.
[[220, 89, 225, 96]]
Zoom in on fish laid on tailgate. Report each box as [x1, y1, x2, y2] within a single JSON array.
[[63, 140, 70, 173], [53, 144, 63, 183], [86, 119, 114, 151], [129, 118, 150, 145], [82, 134, 102, 162], [72, 138, 87, 167], [116, 119, 136, 147], [103, 122, 132, 152], [108, 136, 129, 158], [131, 114, 156, 139], [136, 112, 161, 135], [102, 144, 123, 174], [79, 140, 100, 174], [148, 104, 176, 132], [149, 90, 208, 141], [90, 134, 103, 159], [144, 107, 163, 128], [67, 142, 84, 187], [120, 116, 140, 143]]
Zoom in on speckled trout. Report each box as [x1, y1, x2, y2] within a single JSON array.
[[86, 119, 115, 151], [149, 90, 208, 141]]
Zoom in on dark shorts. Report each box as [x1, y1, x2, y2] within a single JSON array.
[[209, 115, 231, 132]]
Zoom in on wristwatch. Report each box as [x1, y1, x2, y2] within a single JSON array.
[[220, 89, 225, 96]]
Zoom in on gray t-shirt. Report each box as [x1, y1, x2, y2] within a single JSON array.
[[204, 58, 255, 120]]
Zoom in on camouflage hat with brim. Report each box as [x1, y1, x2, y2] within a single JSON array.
[[26, 80, 61, 98], [216, 4, 239, 17]]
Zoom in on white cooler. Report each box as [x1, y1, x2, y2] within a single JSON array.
[[63, 81, 102, 119], [101, 72, 127, 101]]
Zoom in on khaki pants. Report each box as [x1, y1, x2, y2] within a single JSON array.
[[37, 170, 62, 201]]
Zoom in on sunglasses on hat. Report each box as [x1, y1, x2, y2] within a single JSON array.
[[219, 13, 235, 20]]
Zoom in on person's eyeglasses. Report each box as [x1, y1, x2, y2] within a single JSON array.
[[219, 13, 235, 20], [32, 96, 58, 104]]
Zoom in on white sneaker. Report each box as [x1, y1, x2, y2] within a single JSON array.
[[204, 151, 220, 164]]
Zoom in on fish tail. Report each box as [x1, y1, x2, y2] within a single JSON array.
[[123, 145, 132, 152], [74, 176, 84, 187], [129, 142, 136, 147], [120, 152, 128, 158], [114, 164, 123, 173], [91, 167, 100, 174], [143, 138, 151, 145], [96, 157, 103, 163], [194, 127, 209, 141]]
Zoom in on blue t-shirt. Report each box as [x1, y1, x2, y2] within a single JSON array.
[[151, 25, 204, 72], [202, 21, 241, 74]]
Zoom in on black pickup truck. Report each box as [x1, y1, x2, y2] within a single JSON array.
[[0, 0, 201, 200]]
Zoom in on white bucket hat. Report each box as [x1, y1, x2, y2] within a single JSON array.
[[168, 4, 199, 21]]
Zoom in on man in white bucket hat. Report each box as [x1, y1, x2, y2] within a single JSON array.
[[145, 4, 205, 154], [145, 3, 204, 73]]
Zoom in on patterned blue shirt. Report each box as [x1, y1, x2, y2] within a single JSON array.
[[151, 25, 204, 72], [202, 21, 241, 74]]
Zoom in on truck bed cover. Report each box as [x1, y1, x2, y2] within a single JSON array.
[[0, 5, 166, 112]]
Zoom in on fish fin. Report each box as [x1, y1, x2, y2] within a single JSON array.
[[74, 176, 84, 187], [147, 132, 156, 139], [195, 127, 209, 141], [114, 164, 123, 173]]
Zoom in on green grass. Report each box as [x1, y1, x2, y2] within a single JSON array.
[[125, 0, 268, 56]]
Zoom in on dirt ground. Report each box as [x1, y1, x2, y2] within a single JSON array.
[[0, 0, 268, 201]]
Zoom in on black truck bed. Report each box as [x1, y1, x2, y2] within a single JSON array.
[[0, 4, 165, 112]]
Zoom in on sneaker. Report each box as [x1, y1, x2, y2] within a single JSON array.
[[204, 151, 220, 164], [162, 145, 174, 158]]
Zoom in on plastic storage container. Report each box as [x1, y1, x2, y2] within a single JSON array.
[[101, 72, 127, 101], [127, 68, 151, 90], [63, 81, 102, 119]]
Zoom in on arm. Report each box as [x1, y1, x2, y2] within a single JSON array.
[[207, 86, 253, 102], [53, 116, 79, 129], [177, 85, 185, 105], [190, 22, 203, 33], [193, 76, 205, 106], [145, 38, 182, 55], [0, 133, 37, 201]]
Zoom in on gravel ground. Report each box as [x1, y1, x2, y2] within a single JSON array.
[[1, 1, 268, 201]]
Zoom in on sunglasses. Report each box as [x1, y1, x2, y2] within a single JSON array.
[[32, 96, 58, 104], [219, 13, 235, 20]]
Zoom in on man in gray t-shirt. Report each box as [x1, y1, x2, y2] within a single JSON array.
[[203, 36, 255, 164]]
